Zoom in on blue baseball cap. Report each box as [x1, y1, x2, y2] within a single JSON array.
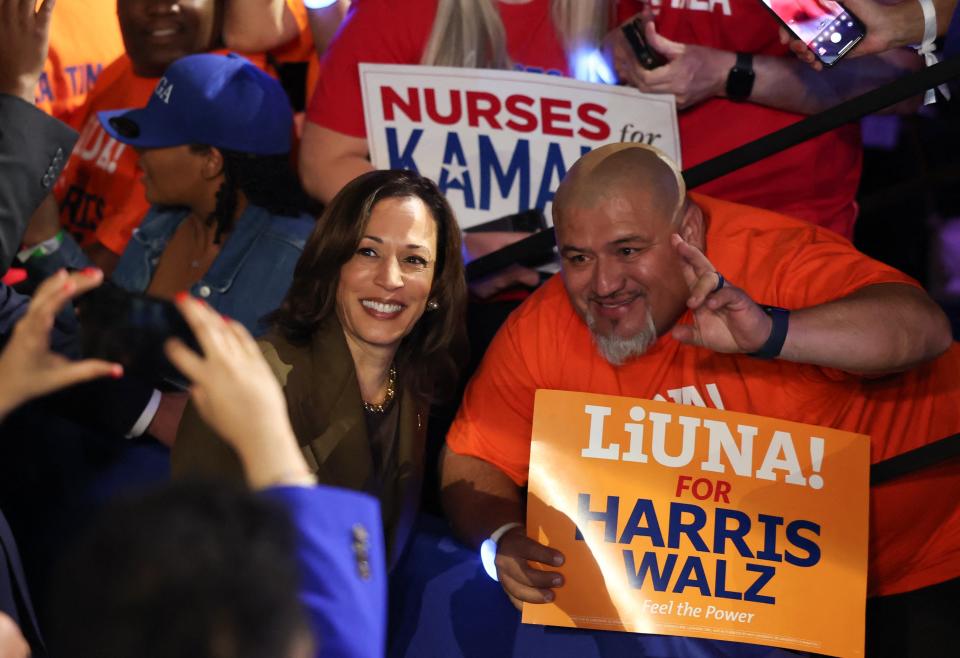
[[98, 53, 293, 155]]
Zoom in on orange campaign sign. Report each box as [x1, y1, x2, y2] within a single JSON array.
[[522, 390, 870, 657]]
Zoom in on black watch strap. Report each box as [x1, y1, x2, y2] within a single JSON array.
[[725, 52, 755, 102], [748, 305, 789, 359]]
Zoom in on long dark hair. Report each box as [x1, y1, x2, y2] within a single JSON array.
[[272, 170, 468, 402], [189, 146, 312, 243]]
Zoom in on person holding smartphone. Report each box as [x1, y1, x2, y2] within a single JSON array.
[[608, 0, 924, 240], [17, 52, 314, 454], [781, 0, 959, 69], [0, 271, 388, 658]]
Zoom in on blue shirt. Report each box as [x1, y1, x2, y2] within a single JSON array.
[[112, 204, 314, 335]]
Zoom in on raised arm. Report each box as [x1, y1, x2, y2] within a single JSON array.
[[306, 0, 351, 54], [779, 282, 953, 373], [223, 0, 301, 53], [299, 122, 373, 203], [166, 295, 388, 658], [611, 19, 922, 114], [786, 0, 959, 69], [670, 234, 953, 374], [165, 294, 314, 489]]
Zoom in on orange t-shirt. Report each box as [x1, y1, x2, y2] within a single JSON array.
[[447, 193, 960, 597], [35, 0, 125, 126], [273, 0, 315, 64]]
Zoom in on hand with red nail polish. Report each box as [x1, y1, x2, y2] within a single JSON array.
[[0, 268, 123, 421], [165, 295, 306, 490]]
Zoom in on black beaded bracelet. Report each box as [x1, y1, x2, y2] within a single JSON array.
[[748, 305, 790, 359]]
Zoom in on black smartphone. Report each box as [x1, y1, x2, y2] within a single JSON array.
[[464, 209, 547, 234], [75, 282, 200, 388], [760, 0, 866, 67], [621, 18, 666, 70]]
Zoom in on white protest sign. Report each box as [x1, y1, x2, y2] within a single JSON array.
[[360, 64, 680, 229]]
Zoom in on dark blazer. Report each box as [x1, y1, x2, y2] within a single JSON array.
[[0, 93, 76, 344], [0, 95, 153, 434], [172, 318, 428, 566], [0, 94, 75, 274], [0, 94, 77, 658]]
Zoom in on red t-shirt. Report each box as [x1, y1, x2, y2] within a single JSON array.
[[447, 193, 960, 597], [307, 0, 573, 138], [632, 0, 862, 237]]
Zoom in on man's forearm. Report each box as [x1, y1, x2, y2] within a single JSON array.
[[222, 0, 299, 52], [780, 283, 953, 374], [871, 0, 957, 51], [748, 47, 922, 115], [440, 448, 525, 549], [306, 0, 349, 53]]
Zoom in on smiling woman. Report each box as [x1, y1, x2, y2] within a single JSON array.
[[335, 196, 439, 388], [173, 170, 469, 564]]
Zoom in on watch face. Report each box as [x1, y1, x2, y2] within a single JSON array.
[[726, 57, 755, 102]]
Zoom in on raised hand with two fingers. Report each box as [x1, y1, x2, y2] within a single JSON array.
[[668, 234, 777, 355]]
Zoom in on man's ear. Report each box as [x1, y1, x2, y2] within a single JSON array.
[[201, 147, 225, 180], [678, 200, 705, 250]]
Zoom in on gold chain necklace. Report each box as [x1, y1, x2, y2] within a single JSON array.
[[363, 365, 397, 414]]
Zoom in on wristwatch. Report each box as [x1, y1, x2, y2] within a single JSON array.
[[725, 52, 755, 103]]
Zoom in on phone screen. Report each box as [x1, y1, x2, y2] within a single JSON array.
[[761, 0, 865, 66]]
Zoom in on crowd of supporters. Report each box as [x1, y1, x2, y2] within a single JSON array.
[[0, 1, 957, 657]]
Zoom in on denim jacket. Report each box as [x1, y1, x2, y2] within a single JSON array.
[[112, 204, 314, 335]]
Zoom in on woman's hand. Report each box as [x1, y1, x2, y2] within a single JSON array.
[[0, 268, 122, 421], [165, 295, 314, 489]]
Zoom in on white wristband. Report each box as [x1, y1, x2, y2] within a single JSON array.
[[480, 521, 523, 581], [490, 521, 523, 544], [915, 0, 951, 103]]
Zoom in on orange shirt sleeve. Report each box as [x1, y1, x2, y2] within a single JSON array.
[[269, 0, 317, 62], [91, 183, 152, 255], [767, 228, 919, 310], [447, 316, 539, 486], [447, 281, 577, 486], [697, 195, 920, 312]]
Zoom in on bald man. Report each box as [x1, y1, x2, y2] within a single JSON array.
[[440, 144, 960, 640]]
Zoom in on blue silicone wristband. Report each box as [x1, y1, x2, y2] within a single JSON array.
[[748, 305, 789, 359]]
